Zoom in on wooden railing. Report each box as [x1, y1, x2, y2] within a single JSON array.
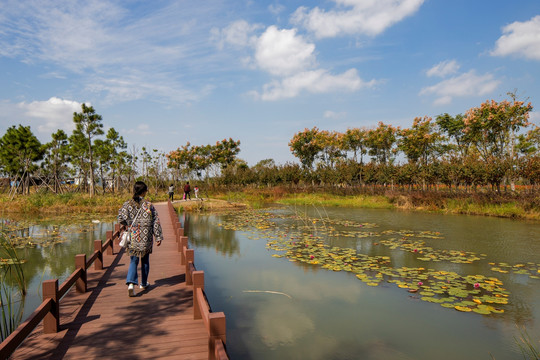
[[0, 226, 121, 360], [167, 200, 229, 360], [1, 203, 229, 360]]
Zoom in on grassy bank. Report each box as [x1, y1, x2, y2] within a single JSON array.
[[213, 187, 540, 221], [0, 192, 167, 215], [0, 188, 539, 221]]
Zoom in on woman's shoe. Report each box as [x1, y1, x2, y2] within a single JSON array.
[[128, 283, 135, 297], [139, 283, 150, 289]]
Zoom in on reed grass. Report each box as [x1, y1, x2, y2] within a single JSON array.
[[0, 232, 26, 342]]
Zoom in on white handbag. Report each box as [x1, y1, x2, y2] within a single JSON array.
[[119, 207, 143, 248]]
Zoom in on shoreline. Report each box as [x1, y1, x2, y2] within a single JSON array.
[[0, 191, 538, 222]]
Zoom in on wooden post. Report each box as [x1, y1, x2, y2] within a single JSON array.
[[177, 226, 184, 238], [42, 279, 59, 333], [106, 230, 113, 255], [94, 240, 103, 270], [208, 313, 226, 360], [193, 271, 204, 319], [185, 249, 194, 285], [75, 254, 87, 293], [179, 236, 188, 262]]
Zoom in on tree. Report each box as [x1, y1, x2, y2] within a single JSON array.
[[212, 138, 241, 169], [317, 130, 344, 168], [399, 116, 445, 166], [464, 95, 533, 190], [289, 127, 323, 169], [435, 113, 472, 158], [72, 104, 104, 197], [105, 128, 127, 193], [43, 129, 70, 193], [364, 122, 399, 165], [0, 125, 44, 195], [342, 128, 367, 163]]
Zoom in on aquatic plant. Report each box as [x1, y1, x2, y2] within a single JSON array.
[[0, 231, 27, 342], [217, 206, 539, 316]]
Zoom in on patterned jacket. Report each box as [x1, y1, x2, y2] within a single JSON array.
[[118, 198, 163, 257]]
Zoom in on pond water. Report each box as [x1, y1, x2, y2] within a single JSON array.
[[0, 214, 116, 323], [2, 207, 539, 359], [185, 206, 540, 360]]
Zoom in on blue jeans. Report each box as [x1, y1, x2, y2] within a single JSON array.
[[126, 253, 150, 286]]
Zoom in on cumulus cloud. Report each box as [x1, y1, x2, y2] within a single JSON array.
[[420, 70, 500, 105], [0, 97, 83, 140], [291, 0, 425, 38], [491, 15, 540, 60], [257, 69, 374, 101], [426, 60, 460, 77], [255, 26, 316, 76]]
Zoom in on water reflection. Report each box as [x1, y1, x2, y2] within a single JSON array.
[[187, 206, 540, 360], [186, 213, 241, 256], [1, 215, 115, 321]]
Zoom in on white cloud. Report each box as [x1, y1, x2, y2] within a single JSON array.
[[426, 60, 460, 77], [257, 69, 375, 101], [268, 4, 286, 15], [211, 20, 261, 50], [0, 97, 82, 139], [324, 110, 347, 119], [255, 26, 316, 77], [291, 0, 425, 39], [491, 15, 540, 60], [420, 70, 500, 105], [0, 1, 227, 104]]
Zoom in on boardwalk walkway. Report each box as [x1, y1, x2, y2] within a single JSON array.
[[9, 203, 210, 360]]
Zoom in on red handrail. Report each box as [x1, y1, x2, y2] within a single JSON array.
[[0, 227, 118, 359]]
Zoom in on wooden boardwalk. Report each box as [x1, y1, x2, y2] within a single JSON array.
[[8, 203, 214, 360]]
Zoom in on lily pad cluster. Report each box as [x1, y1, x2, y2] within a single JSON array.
[[269, 234, 508, 315], [377, 235, 486, 264], [0, 215, 114, 249], [216, 208, 537, 316], [489, 262, 540, 280]]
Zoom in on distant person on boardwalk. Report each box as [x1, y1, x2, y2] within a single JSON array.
[[118, 181, 163, 297], [168, 184, 174, 201], [184, 181, 191, 201], [194, 185, 199, 199]]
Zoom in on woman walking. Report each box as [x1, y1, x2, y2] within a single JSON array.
[[118, 181, 163, 297]]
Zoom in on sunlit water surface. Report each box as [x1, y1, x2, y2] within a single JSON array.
[[4, 208, 540, 360], [186, 206, 540, 360]]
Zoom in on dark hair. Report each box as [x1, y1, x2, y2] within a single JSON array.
[[133, 181, 148, 201]]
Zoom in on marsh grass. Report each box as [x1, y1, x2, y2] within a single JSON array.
[[514, 325, 540, 360], [0, 232, 26, 342], [0, 192, 169, 214], [278, 193, 393, 209]]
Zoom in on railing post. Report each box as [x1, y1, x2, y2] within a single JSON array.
[[106, 230, 113, 255], [179, 236, 188, 262], [42, 279, 59, 334], [94, 240, 103, 270], [178, 226, 184, 238], [208, 313, 226, 360], [186, 249, 194, 285], [75, 254, 87, 293], [114, 224, 121, 247], [193, 271, 204, 319]]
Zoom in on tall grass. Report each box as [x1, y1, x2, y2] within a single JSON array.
[[514, 325, 540, 360], [0, 232, 26, 342]]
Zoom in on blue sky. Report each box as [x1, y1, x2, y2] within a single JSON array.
[[1, 0, 539, 165]]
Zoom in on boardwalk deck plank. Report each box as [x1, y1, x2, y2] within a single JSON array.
[[10, 203, 209, 360]]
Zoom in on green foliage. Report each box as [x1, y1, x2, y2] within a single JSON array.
[[0, 232, 26, 342]]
